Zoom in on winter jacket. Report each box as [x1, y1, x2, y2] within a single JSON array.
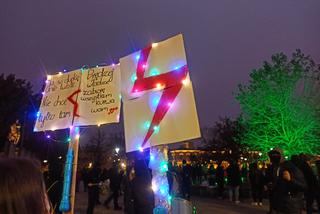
[[272, 161, 306, 214], [227, 164, 241, 187]]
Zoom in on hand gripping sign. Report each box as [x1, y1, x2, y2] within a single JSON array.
[[120, 34, 200, 152]]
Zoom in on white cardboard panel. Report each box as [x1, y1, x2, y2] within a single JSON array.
[[123, 80, 200, 152]]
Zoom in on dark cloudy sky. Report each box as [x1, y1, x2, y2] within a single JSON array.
[[1, 0, 320, 127]]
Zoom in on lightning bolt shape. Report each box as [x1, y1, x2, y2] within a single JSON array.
[[131, 45, 188, 148]]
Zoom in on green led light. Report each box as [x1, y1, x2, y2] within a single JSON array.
[[143, 121, 151, 130], [149, 68, 160, 76], [153, 126, 160, 134], [131, 73, 137, 83]]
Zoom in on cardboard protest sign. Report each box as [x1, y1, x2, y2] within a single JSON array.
[[73, 65, 121, 126], [34, 65, 121, 131], [120, 34, 201, 152]]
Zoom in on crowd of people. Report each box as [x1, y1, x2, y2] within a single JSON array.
[[165, 150, 320, 214], [81, 159, 154, 214], [0, 149, 320, 214]]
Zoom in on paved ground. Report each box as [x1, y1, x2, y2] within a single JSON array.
[[75, 191, 270, 214]]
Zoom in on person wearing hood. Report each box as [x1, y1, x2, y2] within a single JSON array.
[[131, 159, 155, 214]]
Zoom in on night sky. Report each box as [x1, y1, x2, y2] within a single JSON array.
[[1, 0, 320, 127]]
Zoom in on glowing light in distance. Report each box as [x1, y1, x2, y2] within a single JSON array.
[[63, 69, 67, 72], [36, 112, 40, 117], [42, 92, 45, 95], [151, 43, 158, 48], [46, 135, 51, 139], [112, 63, 115, 67], [139, 147, 144, 152], [47, 75, 52, 80], [97, 124, 101, 127], [88, 162, 92, 168], [115, 147, 120, 153], [58, 72, 63, 75], [58, 156, 62, 159], [67, 138, 71, 142], [43, 160, 48, 163], [258, 152, 262, 156], [121, 163, 126, 168], [96, 65, 99, 68]]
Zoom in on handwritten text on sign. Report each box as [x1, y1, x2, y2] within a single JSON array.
[[34, 65, 121, 132]]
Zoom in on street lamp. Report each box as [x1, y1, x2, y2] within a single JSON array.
[[115, 147, 120, 154]]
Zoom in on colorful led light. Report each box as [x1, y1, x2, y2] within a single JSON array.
[[153, 126, 160, 134], [131, 73, 137, 83], [143, 121, 151, 130], [150, 68, 160, 76], [182, 78, 189, 85], [156, 83, 162, 89], [152, 183, 158, 192]]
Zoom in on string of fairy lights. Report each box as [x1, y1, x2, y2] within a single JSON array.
[[37, 40, 192, 212]]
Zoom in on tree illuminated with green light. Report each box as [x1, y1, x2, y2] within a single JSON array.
[[235, 50, 320, 157]]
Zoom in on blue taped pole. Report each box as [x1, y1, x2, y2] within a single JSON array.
[[59, 127, 80, 214], [59, 148, 74, 212]]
